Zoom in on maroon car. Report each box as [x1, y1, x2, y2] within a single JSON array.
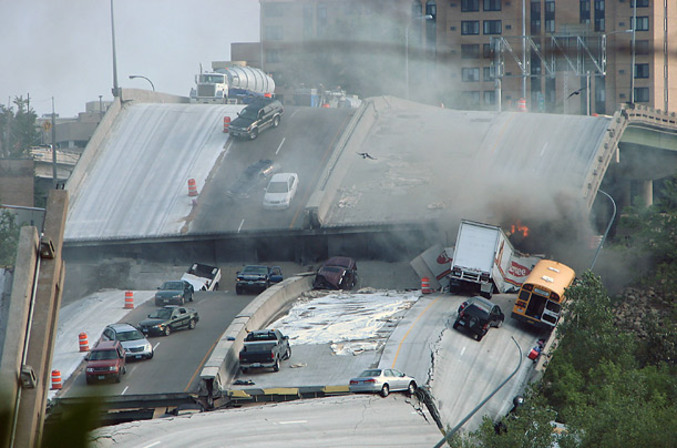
[[313, 256, 358, 290]]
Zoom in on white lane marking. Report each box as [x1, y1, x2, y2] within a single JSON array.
[[142, 442, 161, 448], [153, 342, 161, 350], [539, 142, 549, 156], [121, 386, 129, 395], [278, 420, 307, 425], [237, 219, 245, 233], [460, 346, 466, 357], [275, 137, 286, 155], [224, 139, 233, 152]]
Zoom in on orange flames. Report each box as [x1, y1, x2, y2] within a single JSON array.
[[510, 221, 530, 238]]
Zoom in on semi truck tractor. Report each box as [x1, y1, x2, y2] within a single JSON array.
[[190, 62, 275, 104]]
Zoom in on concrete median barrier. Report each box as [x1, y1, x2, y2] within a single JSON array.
[[199, 274, 313, 400]]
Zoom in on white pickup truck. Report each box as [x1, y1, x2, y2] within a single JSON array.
[[181, 263, 222, 291]]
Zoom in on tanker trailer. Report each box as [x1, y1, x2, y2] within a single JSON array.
[[190, 62, 276, 104]]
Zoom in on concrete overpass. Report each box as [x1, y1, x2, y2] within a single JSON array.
[[61, 90, 677, 269]]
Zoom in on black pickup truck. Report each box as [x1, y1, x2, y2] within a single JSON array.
[[238, 329, 291, 373]]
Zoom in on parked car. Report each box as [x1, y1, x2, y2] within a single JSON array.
[[226, 159, 276, 199], [263, 172, 298, 210], [100, 323, 154, 360], [313, 256, 358, 290], [138, 305, 199, 337], [229, 98, 284, 140], [349, 368, 417, 398], [154, 280, 194, 306], [239, 329, 291, 373], [235, 265, 283, 295], [453, 295, 505, 341], [85, 340, 126, 384]]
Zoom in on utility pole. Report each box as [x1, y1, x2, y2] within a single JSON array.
[[51, 97, 57, 188]]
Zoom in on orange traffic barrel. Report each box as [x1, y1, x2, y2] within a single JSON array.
[[78, 332, 89, 352], [517, 97, 527, 112], [223, 116, 231, 133], [421, 277, 432, 294], [124, 290, 134, 309], [51, 370, 62, 390], [188, 178, 198, 197]]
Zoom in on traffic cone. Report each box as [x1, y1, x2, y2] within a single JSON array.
[[51, 370, 62, 390], [124, 290, 134, 309], [79, 332, 89, 352]]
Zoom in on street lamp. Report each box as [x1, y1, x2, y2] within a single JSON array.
[[405, 14, 433, 100], [590, 189, 617, 271], [129, 75, 155, 91]]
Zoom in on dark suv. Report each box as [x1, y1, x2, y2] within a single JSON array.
[[453, 296, 504, 341], [235, 265, 283, 294], [85, 340, 126, 384], [229, 99, 284, 140]]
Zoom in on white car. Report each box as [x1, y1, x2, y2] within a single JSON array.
[[263, 172, 298, 210], [349, 368, 417, 397]]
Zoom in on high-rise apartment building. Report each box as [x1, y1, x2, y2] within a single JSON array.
[[250, 0, 674, 114]]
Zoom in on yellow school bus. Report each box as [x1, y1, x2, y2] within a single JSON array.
[[511, 260, 576, 331]]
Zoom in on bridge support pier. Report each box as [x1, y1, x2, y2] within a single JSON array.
[[642, 180, 654, 207]]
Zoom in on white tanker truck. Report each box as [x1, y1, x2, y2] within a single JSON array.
[[190, 62, 276, 104]]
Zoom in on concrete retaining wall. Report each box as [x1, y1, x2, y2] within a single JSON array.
[[199, 274, 314, 397]]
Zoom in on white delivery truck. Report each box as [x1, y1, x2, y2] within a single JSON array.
[[448, 219, 516, 299]]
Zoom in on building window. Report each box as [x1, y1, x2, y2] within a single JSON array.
[[483, 66, 494, 80], [484, 90, 497, 105], [483, 0, 501, 11], [635, 40, 650, 55], [462, 67, 481, 81], [531, 1, 542, 34], [461, 21, 480, 35], [634, 63, 649, 79], [632, 16, 649, 31], [461, 0, 480, 12], [483, 20, 502, 35], [263, 3, 284, 17], [303, 4, 313, 39], [317, 3, 327, 37], [264, 25, 283, 41], [426, 1, 437, 19], [462, 91, 481, 104], [593, 0, 604, 32], [632, 0, 649, 7], [483, 43, 493, 59], [545, 1, 555, 32], [579, 0, 590, 24], [265, 49, 281, 63], [634, 87, 649, 102], [462, 44, 481, 59]]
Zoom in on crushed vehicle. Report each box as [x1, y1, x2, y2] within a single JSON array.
[[228, 98, 284, 140], [235, 265, 283, 295], [155, 280, 194, 306], [181, 263, 222, 291], [238, 329, 291, 373], [313, 256, 358, 290], [453, 296, 505, 342], [226, 159, 276, 199], [85, 340, 126, 384], [138, 305, 199, 337]]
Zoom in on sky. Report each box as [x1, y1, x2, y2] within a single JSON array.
[[0, 0, 260, 118]]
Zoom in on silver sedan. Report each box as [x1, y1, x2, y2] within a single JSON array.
[[349, 368, 417, 397]]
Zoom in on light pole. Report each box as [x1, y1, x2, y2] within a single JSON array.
[[129, 75, 155, 91], [110, 0, 120, 97], [590, 189, 617, 271], [433, 337, 523, 448], [630, 0, 637, 104], [405, 14, 433, 100]]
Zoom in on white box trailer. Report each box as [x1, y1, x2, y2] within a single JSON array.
[[449, 219, 516, 299]]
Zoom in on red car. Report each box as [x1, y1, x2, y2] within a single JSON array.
[[313, 256, 358, 290]]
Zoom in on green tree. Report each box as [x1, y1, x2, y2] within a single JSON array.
[[0, 210, 20, 266], [0, 96, 41, 158]]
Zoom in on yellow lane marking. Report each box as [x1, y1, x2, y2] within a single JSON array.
[[391, 296, 441, 368]]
